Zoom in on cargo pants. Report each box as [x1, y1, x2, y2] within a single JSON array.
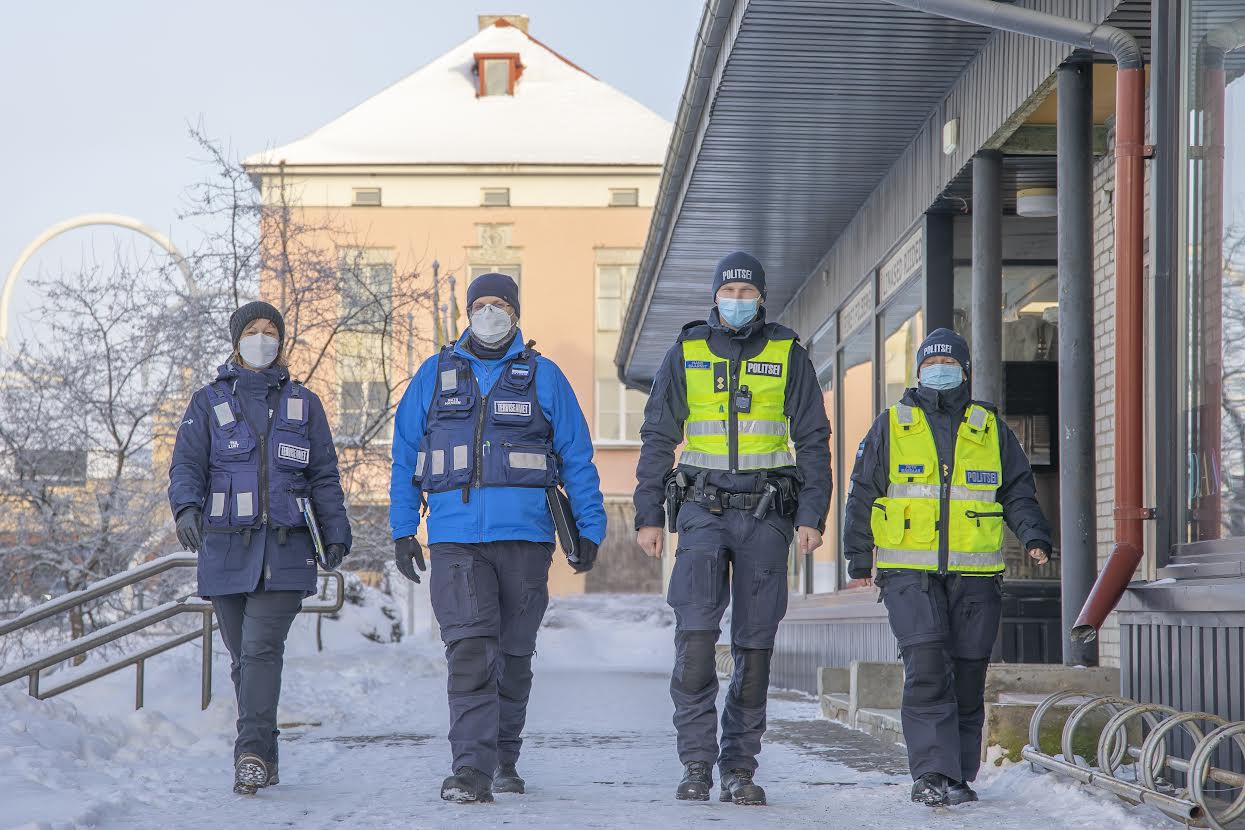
[[878, 570, 1003, 783], [429, 540, 553, 777], [667, 501, 793, 773]]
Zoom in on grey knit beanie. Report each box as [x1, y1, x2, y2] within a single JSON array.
[[229, 301, 285, 349]]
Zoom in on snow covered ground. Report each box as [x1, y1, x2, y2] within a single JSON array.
[[1, 590, 1179, 830]]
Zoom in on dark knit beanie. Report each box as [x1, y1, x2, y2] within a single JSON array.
[[467, 272, 521, 316], [229, 301, 285, 348], [915, 327, 971, 376], [711, 251, 766, 299]]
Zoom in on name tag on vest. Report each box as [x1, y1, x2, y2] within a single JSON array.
[[494, 400, 531, 417], [684, 360, 711, 369], [965, 470, 999, 486], [745, 361, 783, 377], [898, 463, 925, 475], [277, 443, 310, 464]]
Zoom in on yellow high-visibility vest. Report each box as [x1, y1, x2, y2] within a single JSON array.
[[870, 402, 1006, 574], [679, 337, 794, 471]]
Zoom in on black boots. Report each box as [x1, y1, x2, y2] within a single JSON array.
[[675, 761, 713, 801], [441, 766, 495, 803], [911, 772, 951, 806], [720, 768, 766, 805], [233, 754, 269, 796], [493, 762, 525, 794], [947, 781, 979, 805]]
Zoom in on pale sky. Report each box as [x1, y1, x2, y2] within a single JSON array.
[[0, 1, 703, 339]]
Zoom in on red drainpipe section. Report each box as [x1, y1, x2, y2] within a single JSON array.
[[1071, 67, 1147, 641], [880, 1, 1144, 640]]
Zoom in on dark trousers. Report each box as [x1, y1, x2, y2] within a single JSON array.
[[878, 570, 1002, 783], [429, 540, 552, 776], [212, 590, 303, 766], [667, 502, 792, 773]]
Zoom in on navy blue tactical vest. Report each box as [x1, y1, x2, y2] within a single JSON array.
[[415, 346, 558, 494], [202, 379, 312, 531]]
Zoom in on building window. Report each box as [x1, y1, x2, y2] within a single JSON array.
[[339, 249, 395, 333], [474, 53, 523, 97], [1179, 3, 1245, 542], [481, 187, 511, 207], [608, 188, 639, 207], [879, 287, 924, 408], [807, 318, 838, 595], [339, 379, 391, 443], [351, 187, 382, 207], [595, 260, 645, 442]]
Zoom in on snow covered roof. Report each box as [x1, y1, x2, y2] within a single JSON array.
[[246, 21, 671, 168]]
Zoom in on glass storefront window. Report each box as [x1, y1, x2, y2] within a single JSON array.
[[814, 358, 838, 593], [952, 264, 1059, 363], [838, 327, 873, 588], [879, 284, 924, 406], [1180, 2, 1245, 542]]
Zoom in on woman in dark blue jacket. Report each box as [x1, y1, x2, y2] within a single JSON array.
[[168, 301, 351, 795]]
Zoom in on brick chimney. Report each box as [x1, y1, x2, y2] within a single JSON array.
[[478, 14, 529, 33]]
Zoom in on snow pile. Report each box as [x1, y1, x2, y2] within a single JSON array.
[[537, 593, 674, 673]]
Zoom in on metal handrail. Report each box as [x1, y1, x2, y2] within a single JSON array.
[[0, 553, 345, 711], [0, 552, 199, 637]]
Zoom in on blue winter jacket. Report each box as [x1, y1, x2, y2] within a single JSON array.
[[168, 363, 351, 597], [390, 332, 607, 546]]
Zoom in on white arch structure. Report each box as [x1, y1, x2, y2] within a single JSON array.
[[1, 213, 193, 343]]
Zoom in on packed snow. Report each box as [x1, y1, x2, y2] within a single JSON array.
[[1, 586, 1179, 830]]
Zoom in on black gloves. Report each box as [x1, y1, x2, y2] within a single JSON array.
[[395, 536, 427, 583], [570, 539, 598, 574], [176, 508, 203, 552], [323, 543, 346, 571]]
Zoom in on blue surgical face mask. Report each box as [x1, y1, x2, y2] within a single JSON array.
[[718, 297, 760, 329], [919, 364, 964, 391]]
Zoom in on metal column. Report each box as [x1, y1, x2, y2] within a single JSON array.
[[972, 151, 1003, 405], [923, 213, 956, 332], [1057, 59, 1099, 667]]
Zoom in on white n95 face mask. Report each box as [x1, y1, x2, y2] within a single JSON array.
[[239, 332, 280, 369], [470, 304, 515, 346]]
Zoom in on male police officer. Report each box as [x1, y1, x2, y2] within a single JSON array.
[[843, 327, 1052, 807], [390, 273, 607, 804], [635, 251, 831, 806]]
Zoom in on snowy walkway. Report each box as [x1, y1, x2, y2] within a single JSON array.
[[3, 593, 1174, 830]]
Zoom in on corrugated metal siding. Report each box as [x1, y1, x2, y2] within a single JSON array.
[[1122, 620, 1245, 721], [783, 0, 1121, 340], [772, 620, 897, 694]]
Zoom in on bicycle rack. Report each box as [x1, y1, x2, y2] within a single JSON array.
[[1023, 690, 1245, 829], [0, 552, 344, 711]]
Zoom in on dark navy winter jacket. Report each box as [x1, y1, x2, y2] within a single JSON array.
[[168, 363, 351, 597], [633, 307, 832, 532], [842, 382, 1053, 579], [389, 331, 607, 546]]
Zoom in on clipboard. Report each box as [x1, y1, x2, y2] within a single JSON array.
[[545, 486, 579, 564], [295, 496, 332, 570]]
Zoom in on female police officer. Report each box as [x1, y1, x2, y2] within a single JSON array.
[[168, 301, 351, 795]]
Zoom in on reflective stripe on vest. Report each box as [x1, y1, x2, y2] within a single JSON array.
[[679, 337, 794, 471], [871, 402, 1006, 574]]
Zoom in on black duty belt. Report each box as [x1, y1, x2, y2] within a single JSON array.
[[690, 490, 764, 511]]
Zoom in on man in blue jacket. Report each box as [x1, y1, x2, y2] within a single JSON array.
[[390, 273, 607, 804]]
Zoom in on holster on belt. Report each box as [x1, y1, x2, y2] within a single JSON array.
[[664, 469, 689, 533]]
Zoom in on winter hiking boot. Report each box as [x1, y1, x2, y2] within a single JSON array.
[[911, 773, 951, 807], [233, 754, 269, 796], [947, 781, 979, 805], [675, 761, 713, 801], [493, 762, 525, 794], [263, 757, 279, 787], [441, 767, 494, 803], [720, 768, 766, 805]]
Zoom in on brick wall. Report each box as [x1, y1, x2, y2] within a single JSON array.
[[1092, 111, 1153, 669]]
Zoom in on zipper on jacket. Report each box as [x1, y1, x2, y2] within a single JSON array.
[[728, 359, 740, 473], [938, 460, 950, 575]]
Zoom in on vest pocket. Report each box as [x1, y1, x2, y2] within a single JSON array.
[[953, 501, 1006, 552], [229, 470, 260, 526], [905, 501, 938, 546], [870, 499, 904, 546], [204, 474, 232, 528], [491, 442, 556, 488]]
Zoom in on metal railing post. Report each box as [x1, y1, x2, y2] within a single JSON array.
[[201, 609, 212, 711], [28, 670, 38, 700], [135, 658, 145, 710]]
